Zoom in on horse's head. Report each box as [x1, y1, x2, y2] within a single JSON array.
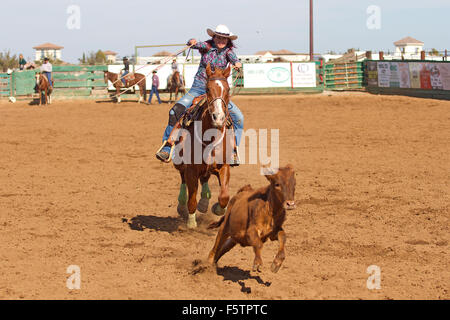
[[103, 71, 109, 84], [205, 63, 231, 129], [35, 72, 42, 86]]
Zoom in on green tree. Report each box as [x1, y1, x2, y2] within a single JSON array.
[[430, 48, 441, 56], [79, 52, 87, 64], [0, 50, 18, 72], [80, 50, 107, 65], [95, 50, 106, 64]]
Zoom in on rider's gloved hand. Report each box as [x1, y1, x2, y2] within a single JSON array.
[[187, 39, 197, 46]]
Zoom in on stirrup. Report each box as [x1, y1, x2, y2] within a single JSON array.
[[230, 146, 241, 167], [155, 140, 175, 163]]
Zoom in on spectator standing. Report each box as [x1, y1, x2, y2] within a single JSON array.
[[19, 54, 26, 70], [148, 70, 162, 104]]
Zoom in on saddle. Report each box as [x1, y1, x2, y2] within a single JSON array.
[[180, 94, 233, 128], [124, 73, 135, 81]]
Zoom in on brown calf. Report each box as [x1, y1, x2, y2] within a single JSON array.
[[208, 165, 296, 273]]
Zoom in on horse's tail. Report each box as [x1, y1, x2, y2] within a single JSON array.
[[142, 78, 147, 102], [207, 215, 225, 229]]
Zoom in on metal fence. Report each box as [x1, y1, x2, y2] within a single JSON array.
[[323, 62, 364, 90], [2, 65, 108, 99]]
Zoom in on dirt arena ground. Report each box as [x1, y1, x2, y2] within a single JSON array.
[[0, 92, 448, 300]]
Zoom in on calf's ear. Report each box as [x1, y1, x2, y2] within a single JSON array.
[[261, 166, 279, 182]]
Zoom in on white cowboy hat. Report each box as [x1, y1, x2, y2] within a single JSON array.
[[207, 25, 238, 40]]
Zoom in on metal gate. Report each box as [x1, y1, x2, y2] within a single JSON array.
[[324, 62, 364, 90]]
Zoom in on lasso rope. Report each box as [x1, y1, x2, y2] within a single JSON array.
[[230, 67, 243, 97], [111, 44, 194, 99]]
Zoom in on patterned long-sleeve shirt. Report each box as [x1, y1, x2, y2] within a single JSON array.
[[152, 74, 159, 87], [191, 40, 239, 88]]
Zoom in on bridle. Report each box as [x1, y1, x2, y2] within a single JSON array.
[[35, 73, 47, 88], [193, 76, 230, 149], [206, 76, 230, 119]]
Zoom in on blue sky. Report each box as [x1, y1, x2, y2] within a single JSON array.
[[2, 0, 449, 63]]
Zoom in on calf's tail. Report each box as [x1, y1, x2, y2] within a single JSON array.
[[208, 216, 225, 229]]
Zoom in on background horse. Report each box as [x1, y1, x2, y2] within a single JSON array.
[[173, 64, 234, 229], [167, 71, 185, 103], [35, 72, 52, 105], [104, 71, 147, 104]]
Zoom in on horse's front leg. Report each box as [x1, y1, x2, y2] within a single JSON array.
[[197, 173, 211, 213], [44, 89, 48, 105], [176, 166, 189, 220], [212, 165, 230, 216], [116, 86, 121, 104], [185, 167, 199, 228]]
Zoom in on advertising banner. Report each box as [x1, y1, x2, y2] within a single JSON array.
[[429, 63, 443, 90], [291, 63, 316, 87], [439, 63, 450, 90], [398, 62, 411, 88], [367, 61, 378, 86], [377, 62, 390, 87], [389, 62, 400, 87], [243, 63, 291, 88], [419, 63, 432, 89], [409, 63, 421, 89]]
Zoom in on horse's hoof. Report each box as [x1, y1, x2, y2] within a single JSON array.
[[177, 204, 189, 220], [197, 198, 209, 213], [211, 203, 226, 216], [187, 213, 197, 229], [252, 263, 262, 272], [271, 261, 282, 273]]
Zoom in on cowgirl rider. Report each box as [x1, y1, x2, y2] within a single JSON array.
[[155, 24, 244, 166]]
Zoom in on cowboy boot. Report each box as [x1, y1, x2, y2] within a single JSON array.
[[155, 122, 183, 162]]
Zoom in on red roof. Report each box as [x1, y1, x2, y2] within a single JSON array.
[[103, 50, 117, 55], [33, 42, 64, 49], [152, 51, 172, 57], [255, 49, 297, 55], [394, 37, 424, 46]]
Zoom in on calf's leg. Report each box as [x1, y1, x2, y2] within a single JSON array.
[[214, 237, 237, 263], [248, 228, 264, 272], [270, 229, 286, 273], [208, 220, 229, 265]]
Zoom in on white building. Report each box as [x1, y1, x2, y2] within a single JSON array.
[[394, 36, 424, 59], [33, 43, 64, 61], [103, 50, 117, 63], [253, 50, 310, 62]]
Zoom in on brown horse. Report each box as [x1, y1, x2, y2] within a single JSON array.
[[104, 71, 147, 104], [35, 72, 53, 105], [173, 64, 234, 229], [167, 71, 185, 103]]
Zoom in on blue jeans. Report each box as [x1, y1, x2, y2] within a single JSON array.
[[148, 85, 161, 104], [161, 86, 244, 153], [121, 71, 129, 85], [43, 72, 52, 87]]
